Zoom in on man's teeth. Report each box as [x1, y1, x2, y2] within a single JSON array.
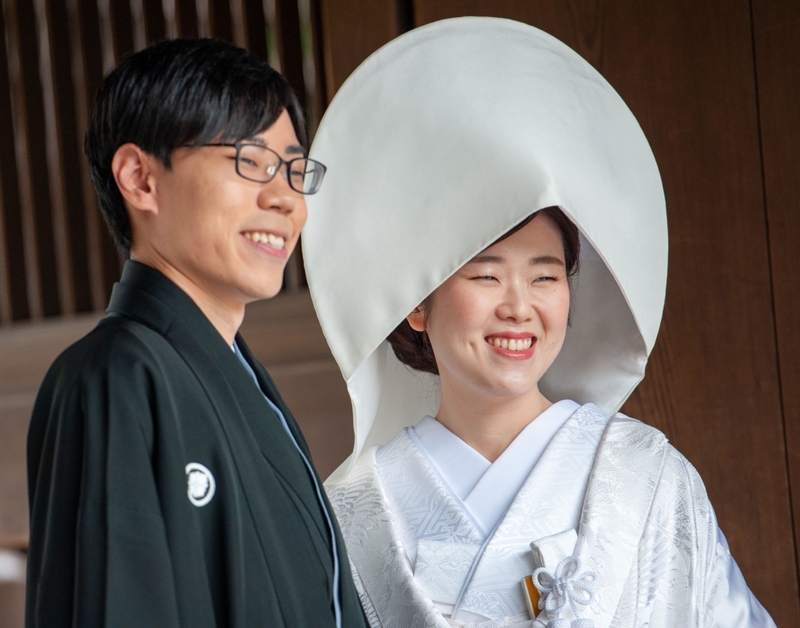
[[244, 231, 285, 250], [488, 337, 533, 351]]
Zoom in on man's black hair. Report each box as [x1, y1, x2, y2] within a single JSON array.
[[85, 38, 306, 257]]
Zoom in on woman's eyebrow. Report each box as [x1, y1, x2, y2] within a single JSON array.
[[467, 254, 564, 265], [468, 254, 504, 264], [529, 255, 564, 266]]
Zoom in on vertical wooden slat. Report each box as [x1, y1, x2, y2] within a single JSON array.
[[34, 0, 76, 315], [0, 160, 10, 323], [274, 0, 306, 292], [751, 0, 800, 580], [195, 0, 210, 37], [47, 0, 93, 313], [162, 0, 178, 38], [65, 0, 106, 310], [108, 0, 134, 61], [83, 0, 122, 298], [263, 0, 281, 70], [0, 0, 11, 322], [274, 0, 305, 110], [229, 0, 246, 48], [141, 0, 166, 44], [95, 0, 117, 72], [306, 0, 327, 135], [242, 0, 268, 61], [174, 0, 198, 37], [297, 0, 319, 138], [130, 0, 147, 50], [2, 0, 43, 319], [0, 3, 25, 323], [209, 0, 232, 41]]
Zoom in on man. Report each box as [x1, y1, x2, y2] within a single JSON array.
[[26, 39, 367, 627]]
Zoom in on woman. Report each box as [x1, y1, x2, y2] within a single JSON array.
[[303, 17, 774, 627]]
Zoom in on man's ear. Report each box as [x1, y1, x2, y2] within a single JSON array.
[[112, 143, 160, 215], [406, 306, 426, 332]]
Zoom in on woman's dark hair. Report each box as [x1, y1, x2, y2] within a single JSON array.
[[387, 207, 581, 375], [84, 38, 306, 257]]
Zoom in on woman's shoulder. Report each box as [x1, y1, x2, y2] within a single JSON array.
[[601, 410, 712, 509]]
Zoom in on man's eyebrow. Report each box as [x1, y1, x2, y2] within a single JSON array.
[[241, 138, 306, 156], [283, 144, 306, 156]]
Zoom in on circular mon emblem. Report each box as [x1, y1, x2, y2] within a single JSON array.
[[185, 462, 216, 507]]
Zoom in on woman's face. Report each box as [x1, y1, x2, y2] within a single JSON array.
[[407, 213, 571, 403]]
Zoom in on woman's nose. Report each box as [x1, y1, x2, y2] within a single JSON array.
[[496, 285, 532, 322]]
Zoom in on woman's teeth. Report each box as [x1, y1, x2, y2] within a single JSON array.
[[488, 337, 533, 351], [244, 231, 285, 250]]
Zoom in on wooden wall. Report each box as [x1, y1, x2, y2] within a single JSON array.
[[0, 0, 317, 326], [0, 0, 797, 624], [316, 0, 800, 624]]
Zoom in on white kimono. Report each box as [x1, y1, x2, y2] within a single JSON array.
[[326, 403, 774, 627]]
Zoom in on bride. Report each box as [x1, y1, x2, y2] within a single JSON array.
[[303, 17, 774, 627]]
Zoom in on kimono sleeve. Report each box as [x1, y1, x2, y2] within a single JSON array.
[[683, 462, 777, 627], [26, 336, 183, 628]]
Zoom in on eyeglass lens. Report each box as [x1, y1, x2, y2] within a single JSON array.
[[237, 145, 324, 194]]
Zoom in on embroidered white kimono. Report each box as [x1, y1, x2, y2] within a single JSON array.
[[327, 404, 774, 627]]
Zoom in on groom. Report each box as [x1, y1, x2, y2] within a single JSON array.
[[26, 38, 366, 627]]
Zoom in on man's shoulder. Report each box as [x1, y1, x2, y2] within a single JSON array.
[[41, 316, 179, 395]]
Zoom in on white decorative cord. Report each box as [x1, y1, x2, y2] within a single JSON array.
[[532, 555, 598, 628]]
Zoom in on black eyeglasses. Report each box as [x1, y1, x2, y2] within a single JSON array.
[[198, 142, 327, 195]]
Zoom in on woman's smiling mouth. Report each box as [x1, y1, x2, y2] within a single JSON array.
[[485, 334, 536, 358]]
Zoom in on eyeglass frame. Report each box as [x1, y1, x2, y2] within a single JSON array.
[[189, 142, 327, 195]]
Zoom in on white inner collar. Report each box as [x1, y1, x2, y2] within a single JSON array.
[[411, 399, 580, 534]]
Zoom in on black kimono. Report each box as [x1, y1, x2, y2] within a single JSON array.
[[26, 261, 368, 628]]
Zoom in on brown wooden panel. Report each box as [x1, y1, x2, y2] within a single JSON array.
[[229, 0, 246, 47], [242, 0, 268, 60], [195, 0, 210, 36], [210, 0, 233, 42], [0, 176, 10, 324], [47, 0, 94, 313], [174, 0, 198, 37], [0, 2, 26, 321], [318, 0, 400, 101], [3, 0, 42, 319], [162, 0, 178, 38], [108, 0, 134, 61], [129, 0, 147, 50], [95, 0, 117, 71], [751, 0, 800, 578], [34, 0, 78, 316], [141, 0, 166, 44], [306, 0, 327, 135], [414, 0, 797, 622], [66, 0, 108, 310], [275, 0, 306, 109], [3, 0, 62, 319]]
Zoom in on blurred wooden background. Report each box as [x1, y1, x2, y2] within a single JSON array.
[[0, 0, 798, 625]]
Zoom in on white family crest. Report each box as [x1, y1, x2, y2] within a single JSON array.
[[185, 462, 216, 507]]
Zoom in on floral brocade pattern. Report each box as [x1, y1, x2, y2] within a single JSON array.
[[327, 405, 770, 627]]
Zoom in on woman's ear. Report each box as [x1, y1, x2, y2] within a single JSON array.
[[112, 143, 160, 216], [406, 306, 426, 332]]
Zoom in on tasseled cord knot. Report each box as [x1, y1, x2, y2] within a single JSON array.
[[532, 555, 598, 628]]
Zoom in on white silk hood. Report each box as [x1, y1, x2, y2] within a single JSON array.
[[303, 17, 668, 483]]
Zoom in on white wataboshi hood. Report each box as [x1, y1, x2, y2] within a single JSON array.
[[303, 17, 668, 483]]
